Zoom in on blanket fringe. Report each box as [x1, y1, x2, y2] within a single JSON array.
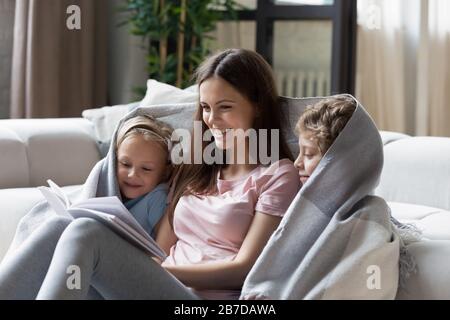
[[390, 216, 423, 289]]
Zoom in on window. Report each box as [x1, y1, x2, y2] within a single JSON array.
[[209, 0, 357, 96]]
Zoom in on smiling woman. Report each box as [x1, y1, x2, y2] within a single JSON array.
[[200, 76, 257, 152]]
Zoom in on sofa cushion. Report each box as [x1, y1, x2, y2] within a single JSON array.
[[379, 131, 411, 145], [388, 202, 450, 240], [0, 119, 101, 189], [396, 240, 450, 300], [0, 127, 29, 188], [387, 201, 450, 299], [376, 137, 450, 211], [0, 185, 81, 261]]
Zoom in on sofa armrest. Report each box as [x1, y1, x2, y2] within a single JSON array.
[[0, 118, 101, 189], [379, 130, 410, 145], [0, 185, 82, 261]]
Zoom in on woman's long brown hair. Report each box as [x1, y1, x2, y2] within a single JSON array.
[[166, 49, 293, 227]]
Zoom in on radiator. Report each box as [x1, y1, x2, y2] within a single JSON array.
[[275, 70, 330, 97]]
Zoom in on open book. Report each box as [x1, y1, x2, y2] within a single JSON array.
[[38, 180, 167, 261]]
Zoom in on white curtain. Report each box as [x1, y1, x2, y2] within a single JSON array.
[[424, 0, 450, 137], [355, 0, 406, 133], [356, 0, 450, 137]]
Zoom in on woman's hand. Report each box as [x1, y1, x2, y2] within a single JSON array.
[[151, 256, 162, 265], [157, 211, 282, 290], [155, 211, 178, 254]]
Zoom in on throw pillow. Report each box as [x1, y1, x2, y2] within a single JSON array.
[[83, 79, 199, 157], [139, 79, 198, 107], [82, 102, 140, 145]]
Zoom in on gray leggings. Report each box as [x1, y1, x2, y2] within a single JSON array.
[[0, 216, 199, 300]]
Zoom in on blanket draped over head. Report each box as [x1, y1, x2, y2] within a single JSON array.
[[240, 95, 416, 300], [4, 104, 195, 261]]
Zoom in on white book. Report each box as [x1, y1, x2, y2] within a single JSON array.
[[38, 180, 167, 261]]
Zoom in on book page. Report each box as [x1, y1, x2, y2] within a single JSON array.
[[47, 179, 71, 207], [37, 186, 73, 219], [74, 196, 150, 242], [39, 180, 166, 260]]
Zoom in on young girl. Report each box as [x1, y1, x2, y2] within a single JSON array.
[[0, 49, 300, 300], [116, 115, 173, 238], [293, 95, 356, 183]]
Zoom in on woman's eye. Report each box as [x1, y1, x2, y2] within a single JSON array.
[[142, 168, 152, 172], [220, 105, 231, 110], [201, 105, 210, 111], [120, 162, 130, 167]]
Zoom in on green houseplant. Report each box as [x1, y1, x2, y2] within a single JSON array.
[[121, 0, 244, 93]]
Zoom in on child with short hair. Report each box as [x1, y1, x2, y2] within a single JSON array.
[[294, 94, 357, 184], [115, 115, 173, 238], [241, 94, 407, 300]]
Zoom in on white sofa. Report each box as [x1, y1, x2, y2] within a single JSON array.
[[1, 116, 450, 300]]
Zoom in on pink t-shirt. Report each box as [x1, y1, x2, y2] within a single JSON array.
[[162, 159, 301, 299]]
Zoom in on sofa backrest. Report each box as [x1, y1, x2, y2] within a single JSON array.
[[0, 119, 101, 189], [375, 136, 450, 211]]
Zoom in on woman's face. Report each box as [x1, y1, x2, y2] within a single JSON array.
[[117, 135, 167, 200], [200, 76, 257, 150], [294, 130, 323, 185]]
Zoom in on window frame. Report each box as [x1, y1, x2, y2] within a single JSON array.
[[232, 0, 357, 95]]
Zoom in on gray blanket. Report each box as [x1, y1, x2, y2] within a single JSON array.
[[240, 95, 412, 300], [4, 103, 196, 260]]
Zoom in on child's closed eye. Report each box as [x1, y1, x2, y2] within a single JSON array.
[[201, 104, 210, 111]]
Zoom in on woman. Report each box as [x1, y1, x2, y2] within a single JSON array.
[[0, 49, 300, 300]]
